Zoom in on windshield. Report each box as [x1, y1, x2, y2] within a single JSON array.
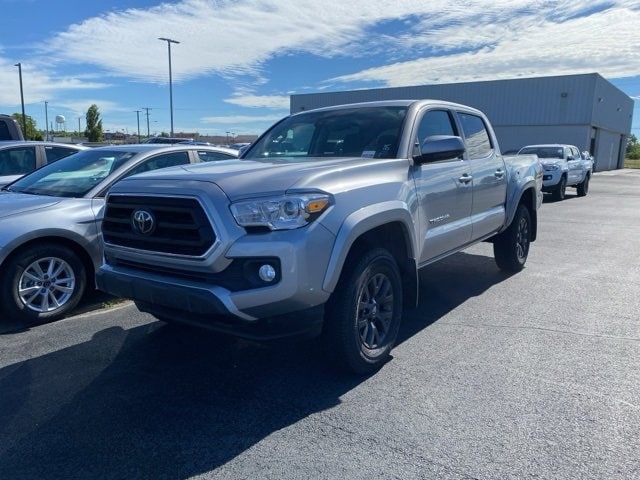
[[4, 149, 137, 197], [243, 106, 408, 161], [519, 146, 564, 159]]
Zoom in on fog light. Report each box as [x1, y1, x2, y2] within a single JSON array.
[[258, 264, 276, 282]]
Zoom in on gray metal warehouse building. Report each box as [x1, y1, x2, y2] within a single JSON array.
[[290, 73, 633, 171]]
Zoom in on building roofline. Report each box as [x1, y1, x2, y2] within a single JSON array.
[[292, 73, 614, 99]]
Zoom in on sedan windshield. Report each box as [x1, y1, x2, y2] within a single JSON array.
[[519, 147, 564, 159], [4, 149, 137, 197], [243, 106, 408, 161]]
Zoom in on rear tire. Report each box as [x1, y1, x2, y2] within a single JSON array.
[[324, 248, 403, 375], [493, 204, 532, 273], [552, 175, 567, 201], [0, 244, 86, 324], [576, 174, 590, 197]]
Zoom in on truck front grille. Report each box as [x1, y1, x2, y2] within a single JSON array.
[[102, 195, 215, 256]]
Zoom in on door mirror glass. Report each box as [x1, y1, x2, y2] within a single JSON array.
[[567, 155, 574, 161], [415, 135, 465, 164]]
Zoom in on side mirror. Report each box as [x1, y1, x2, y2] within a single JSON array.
[[415, 135, 465, 164], [567, 155, 575, 161]]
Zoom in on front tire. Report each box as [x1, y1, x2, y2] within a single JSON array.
[[576, 174, 590, 197], [324, 248, 403, 375], [493, 204, 532, 273], [552, 175, 567, 201], [0, 244, 86, 324]]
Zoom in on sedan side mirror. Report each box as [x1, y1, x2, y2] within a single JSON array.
[[415, 135, 465, 164]]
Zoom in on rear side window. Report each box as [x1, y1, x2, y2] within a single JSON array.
[[126, 151, 190, 177], [0, 122, 11, 141], [0, 146, 37, 175], [416, 110, 457, 146], [45, 146, 78, 164], [197, 150, 236, 162], [458, 113, 493, 159]]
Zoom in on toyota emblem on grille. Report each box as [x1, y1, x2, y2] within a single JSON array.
[[131, 209, 156, 235]]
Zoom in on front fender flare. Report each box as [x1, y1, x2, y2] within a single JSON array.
[[322, 201, 417, 293]]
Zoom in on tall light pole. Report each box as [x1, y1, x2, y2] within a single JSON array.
[[14, 63, 26, 136], [78, 117, 82, 135], [142, 107, 152, 138], [135, 110, 141, 142], [44, 101, 49, 141], [158, 37, 180, 136]]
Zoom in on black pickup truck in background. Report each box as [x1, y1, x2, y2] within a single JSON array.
[[0, 115, 25, 141]]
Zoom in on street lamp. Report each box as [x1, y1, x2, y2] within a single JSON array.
[[14, 63, 26, 136], [135, 110, 141, 143], [158, 37, 180, 136], [44, 101, 49, 141]]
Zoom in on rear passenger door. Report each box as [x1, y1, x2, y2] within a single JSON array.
[[457, 112, 507, 240], [412, 108, 473, 264], [567, 146, 583, 185]]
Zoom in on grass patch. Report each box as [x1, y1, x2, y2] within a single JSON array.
[[624, 157, 640, 169]]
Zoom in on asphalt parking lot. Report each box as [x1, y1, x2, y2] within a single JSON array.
[[1, 169, 639, 479]]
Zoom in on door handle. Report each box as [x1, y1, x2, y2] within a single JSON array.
[[494, 169, 505, 178], [458, 173, 473, 184]]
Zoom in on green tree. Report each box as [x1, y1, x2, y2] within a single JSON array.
[[627, 134, 640, 160], [11, 113, 43, 140], [84, 104, 104, 142]]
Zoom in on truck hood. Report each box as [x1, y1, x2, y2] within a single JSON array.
[[0, 192, 62, 219], [122, 157, 379, 200]]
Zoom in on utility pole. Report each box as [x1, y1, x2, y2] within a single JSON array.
[[158, 37, 180, 136], [44, 101, 49, 141], [135, 110, 141, 142], [78, 117, 82, 136], [142, 107, 152, 138], [14, 63, 26, 136]]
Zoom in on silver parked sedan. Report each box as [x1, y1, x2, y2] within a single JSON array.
[[0, 144, 238, 323], [0, 141, 88, 188]]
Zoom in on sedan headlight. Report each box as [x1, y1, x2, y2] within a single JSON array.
[[230, 193, 331, 230], [544, 164, 560, 171]]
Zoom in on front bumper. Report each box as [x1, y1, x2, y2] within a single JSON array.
[[98, 221, 336, 337], [542, 169, 563, 190]]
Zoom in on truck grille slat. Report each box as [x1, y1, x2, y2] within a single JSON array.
[[102, 195, 215, 256]]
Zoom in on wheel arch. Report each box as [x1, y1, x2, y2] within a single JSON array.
[[323, 204, 418, 308], [0, 235, 96, 288]]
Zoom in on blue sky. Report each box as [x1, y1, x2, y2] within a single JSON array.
[[1, 0, 639, 137]]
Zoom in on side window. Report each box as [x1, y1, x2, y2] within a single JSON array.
[[416, 110, 457, 147], [0, 146, 37, 175], [125, 151, 190, 177], [572, 147, 580, 159], [197, 150, 236, 162], [458, 113, 493, 159], [45, 146, 78, 164]]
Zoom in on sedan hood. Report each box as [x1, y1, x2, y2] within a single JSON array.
[[0, 191, 62, 219], [121, 157, 372, 200]]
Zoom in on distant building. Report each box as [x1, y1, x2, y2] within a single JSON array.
[[290, 73, 633, 171]]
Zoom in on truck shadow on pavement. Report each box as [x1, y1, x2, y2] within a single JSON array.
[[0, 252, 510, 479]]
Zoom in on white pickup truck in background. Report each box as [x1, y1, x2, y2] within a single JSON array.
[[518, 144, 593, 200]]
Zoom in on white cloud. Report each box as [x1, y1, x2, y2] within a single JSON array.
[[201, 114, 284, 124], [330, 4, 640, 87], [224, 94, 290, 109], [0, 56, 109, 107], [53, 99, 128, 116], [46, 0, 516, 83]]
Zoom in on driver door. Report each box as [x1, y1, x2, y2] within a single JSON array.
[[566, 147, 583, 185]]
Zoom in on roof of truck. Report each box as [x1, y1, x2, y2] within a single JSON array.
[[292, 99, 484, 116]]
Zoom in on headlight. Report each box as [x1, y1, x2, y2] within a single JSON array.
[[544, 164, 560, 171], [230, 193, 331, 230]]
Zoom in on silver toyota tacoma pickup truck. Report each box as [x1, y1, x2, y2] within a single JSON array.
[[97, 100, 542, 373]]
